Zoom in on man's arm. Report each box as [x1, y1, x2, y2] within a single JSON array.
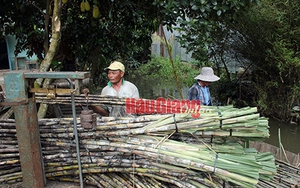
[[90, 105, 109, 116]]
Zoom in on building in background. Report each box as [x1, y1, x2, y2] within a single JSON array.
[[0, 35, 38, 71], [151, 25, 193, 63]]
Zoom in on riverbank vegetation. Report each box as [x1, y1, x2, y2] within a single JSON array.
[[133, 0, 300, 121], [212, 0, 300, 120], [134, 56, 200, 88]]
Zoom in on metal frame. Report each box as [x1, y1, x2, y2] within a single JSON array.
[[2, 71, 90, 188]]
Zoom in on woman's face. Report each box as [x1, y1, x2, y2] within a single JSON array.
[[203, 81, 211, 87], [199, 80, 211, 87], [107, 70, 124, 84]]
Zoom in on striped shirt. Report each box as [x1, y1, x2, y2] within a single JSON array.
[[187, 82, 212, 106]]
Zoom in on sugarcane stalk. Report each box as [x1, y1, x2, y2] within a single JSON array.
[[85, 175, 105, 188], [107, 173, 134, 188], [137, 172, 197, 188], [99, 173, 122, 188], [0, 171, 22, 183], [128, 173, 149, 188], [0, 159, 19, 166], [0, 167, 21, 176]]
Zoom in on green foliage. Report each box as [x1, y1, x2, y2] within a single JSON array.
[[0, 0, 255, 77], [127, 58, 141, 69], [136, 56, 200, 87], [214, 79, 237, 105], [0, 0, 45, 58], [58, 0, 169, 86], [50, 60, 63, 71], [166, 0, 259, 60], [221, 0, 300, 119], [6, 0, 293, 117]]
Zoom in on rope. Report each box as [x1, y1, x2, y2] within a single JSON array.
[[173, 114, 178, 132], [217, 106, 222, 129], [213, 153, 219, 173]]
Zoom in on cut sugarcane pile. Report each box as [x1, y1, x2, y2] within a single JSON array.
[[1, 105, 298, 187], [257, 159, 300, 188], [35, 93, 126, 106]]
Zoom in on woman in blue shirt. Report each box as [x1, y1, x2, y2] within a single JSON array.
[[188, 67, 220, 106]]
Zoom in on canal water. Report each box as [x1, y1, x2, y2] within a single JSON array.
[[128, 76, 300, 154], [265, 118, 300, 154]]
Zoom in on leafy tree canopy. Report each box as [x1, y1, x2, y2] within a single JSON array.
[[189, 0, 300, 119], [230, 0, 300, 118], [0, 0, 256, 73]]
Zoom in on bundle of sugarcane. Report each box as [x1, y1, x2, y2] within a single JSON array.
[[81, 106, 269, 142], [256, 159, 300, 188], [35, 93, 126, 106], [35, 92, 270, 142], [40, 136, 276, 187], [37, 106, 269, 142], [0, 119, 22, 184], [0, 105, 293, 187]]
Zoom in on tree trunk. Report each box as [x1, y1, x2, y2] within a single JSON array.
[[37, 0, 62, 118], [37, 78, 52, 118], [43, 0, 51, 56]]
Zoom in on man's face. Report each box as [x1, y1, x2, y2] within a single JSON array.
[[107, 70, 124, 84]]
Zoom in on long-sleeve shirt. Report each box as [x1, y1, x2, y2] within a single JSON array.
[[187, 82, 212, 106]]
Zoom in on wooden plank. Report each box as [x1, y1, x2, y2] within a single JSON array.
[[23, 71, 90, 79], [250, 141, 299, 167]]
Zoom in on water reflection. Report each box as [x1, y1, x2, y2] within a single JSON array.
[[266, 118, 300, 154], [128, 75, 300, 154]]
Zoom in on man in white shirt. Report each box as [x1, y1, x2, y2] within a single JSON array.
[[91, 61, 139, 116]]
